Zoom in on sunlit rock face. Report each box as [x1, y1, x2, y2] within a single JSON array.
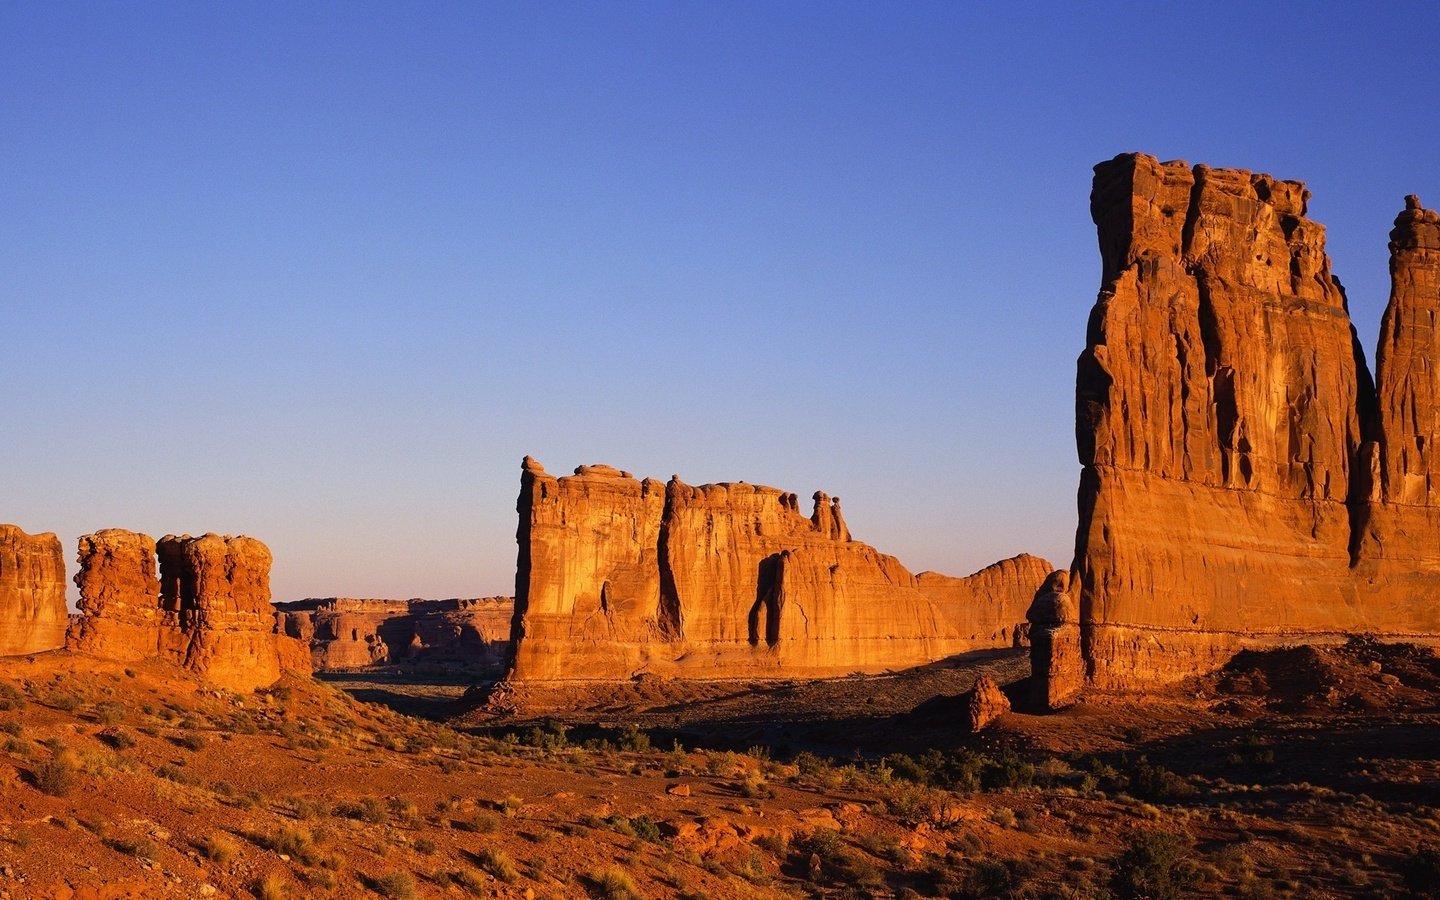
[[0, 525, 69, 656], [509, 457, 1050, 681], [276, 597, 513, 672], [69, 530, 303, 691], [1040, 153, 1440, 705]]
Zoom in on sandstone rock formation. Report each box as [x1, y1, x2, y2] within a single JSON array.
[[916, 553, 1052, 648], [1026, 570, 1082, 709], [965, 674, 1010, 732], [276, 597, 513, 672], [1042, 153, 1440, 706], [0, 525, 68, 655], [69, 530, 302, 691], [510, 457, 1050, 680]]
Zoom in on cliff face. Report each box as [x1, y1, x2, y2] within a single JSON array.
[[1047, 153, 1440, 704], [510, 457, 1050, 680], [276, 597, 512, 671], [916, 553, 1053, 648], [69, 530, 302, 691], [0, 525, 68, 655]]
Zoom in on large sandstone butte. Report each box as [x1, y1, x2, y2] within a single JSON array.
[[0, 524, 68, 656], [1039, 153, 1440, 705], [69, 530, 304, 691], [510, 457, 1050, 680], [277, 597, 513, 672]]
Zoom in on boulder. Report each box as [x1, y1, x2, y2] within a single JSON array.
[[966, 674, 1010, 731], [0, 525, 68, 655]]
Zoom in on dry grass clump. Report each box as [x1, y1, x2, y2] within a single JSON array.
[[369, 870, 417, 899], [34, 749, 77, 797], [590, 865, 642, 899], [476, 846, 520, 883], [198, 832, 239, 864]]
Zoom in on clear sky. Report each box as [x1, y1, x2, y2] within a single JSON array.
[[5, 3, 1438, 603]]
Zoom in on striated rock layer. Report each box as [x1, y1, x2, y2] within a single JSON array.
[[1044, 153, 1440, 705], [276, 597, 512, 672], [0, 525, 68, 655], [510, 457, 1050, 680], [69, 530, 304, 691]]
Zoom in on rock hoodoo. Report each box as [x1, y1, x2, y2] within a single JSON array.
[[69, 530, 303, 691], [966, 674, 1011, 732], [276, 597, 513, 672], [1041, 153, 1440, 706], [0, 524, 68, 656], [509, 457, 1050, 680]]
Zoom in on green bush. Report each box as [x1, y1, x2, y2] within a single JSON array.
[[1110, 829, 1199, 899]]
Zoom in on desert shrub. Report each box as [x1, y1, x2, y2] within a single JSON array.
[[1402, 848, 1440, 897], [0, 682, 25, 710], [1123, 726, 1144, 743], [47, 692, 82, 713], [453, 867, 485, 892], [413, 837, 436, 855], [1110, 829, 1199, 899], [156, 764, 200, 786], [94, 701, 127, 725], [199, 832, 239, 864], [98, 726, 137, 750], [369, 870, 417, 899], [173, 732, 207, 751], [499, 794, 524, 817], [617, 724, 651, 752], [453, 812, 498, 833], [35, 752, 77, 796], [254, 870, 291, 900], [590, 865, 641, 899], [521, 720, 569, 750], [336, 797, 387, 824], [629, 814, 661, 843], [959, 859, 1015, 897], [0, 720, 21, 737], [259, 826, 320, 866], [476, 847, 519, 883], [1130, 764, 1197, 803], [106, 836, 157, 858], [388, 797, 421, 826], [991, 807, 1018, 828]]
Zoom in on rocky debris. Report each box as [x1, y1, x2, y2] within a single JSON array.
[[0, 525, 68, 656], [965, 674, 1010, 731], [1045, 154, 1440, 705], [509, 458, 1050, 681], [275, 597, 512, 672], [69, 530, 302, 691]]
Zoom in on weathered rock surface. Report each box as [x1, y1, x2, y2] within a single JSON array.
[[0, 525, 68, 655], [510, 457, 1050, 680], [1027, 570, 1083, 710], [69, 529, 164, 661], [1045, 153, 1440, 705], [916, 553, 1052, 648], [69, 530, 302, 690], [965, 674, 1010, 732], [276, 597, 513, 671]]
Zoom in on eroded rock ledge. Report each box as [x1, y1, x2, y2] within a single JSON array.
[[1036, 153, 1440, 706], [510, 457, 1050, 680]]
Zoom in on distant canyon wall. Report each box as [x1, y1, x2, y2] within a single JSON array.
[[510, 458, 1050, 680], [1037, 153, 1440, 705], [277, 597, 512, 672]]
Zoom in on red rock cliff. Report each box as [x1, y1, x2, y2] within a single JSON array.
[[69, 530, 304, 691], [510, 457, 1049, 680], [276, 597, 513, 671], [0, 525, 68, 655], [1046, 154, 1440, 705]]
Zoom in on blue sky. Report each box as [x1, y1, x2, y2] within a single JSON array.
[[5, 2, 1438, 602]]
